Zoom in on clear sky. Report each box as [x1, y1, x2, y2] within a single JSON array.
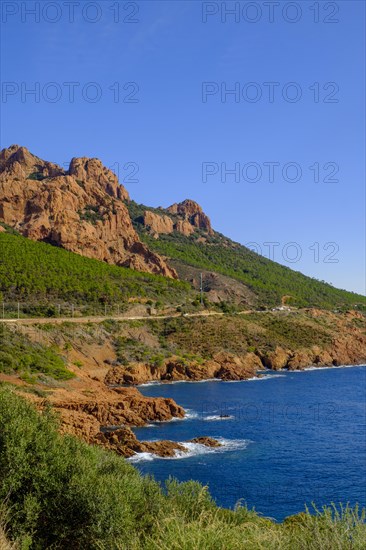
[[1, 1, 365, 294]]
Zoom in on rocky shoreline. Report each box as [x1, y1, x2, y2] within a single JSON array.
[[7, 354, 366, 459], [21, 382, 223, 459], [2, 309, 365, 459], [105, 352, 262, 386], [96, 428, 221, 458], [104, 341, 366, 387]]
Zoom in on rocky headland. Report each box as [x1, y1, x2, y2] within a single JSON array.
[[0, 145, 365, 461], [0, 145, 176, 277]]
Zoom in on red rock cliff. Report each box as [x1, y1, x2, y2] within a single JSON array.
[[141, 199, 214, 237], [0, 145, 177, 278]]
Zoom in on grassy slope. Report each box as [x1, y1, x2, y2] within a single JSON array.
[[0, 324, 74, 381], [98, 312, 334, 365], [0, 307, 359, 389], [128, 201, 365, 311], [0, 230, 191, 308], [1, 387, 365, 549], [7, 310, 358, 380], [1, 216, 364, 313]]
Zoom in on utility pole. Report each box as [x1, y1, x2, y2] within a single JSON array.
[[17, 302, 20, 319]]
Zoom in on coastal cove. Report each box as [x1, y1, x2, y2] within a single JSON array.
[[132, 365, 366, 522]]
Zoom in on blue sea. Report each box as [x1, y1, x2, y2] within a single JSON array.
[[131, 366, 366, 521]]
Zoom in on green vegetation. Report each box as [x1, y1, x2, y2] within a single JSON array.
[[78, 204, 105, 224], [128, 201, 365, 311], [0, 387, 365, 549], [0, 231, 191, 309], [144, 233, 364, 310], [113, 335, 168, 367], [147, 312, 333, 357], [64, 312, 335, 368], [0, 325, 73, 381], [26, 171, 46, 181], [245, 312, 333, 349]]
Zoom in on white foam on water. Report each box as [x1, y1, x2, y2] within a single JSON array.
[[127, 438, 251, 463], [170, 409, 199, 421], [265, 374, 286, 379], [165, 378, 222, 385], [204, 415, 234, 421], [191, 378, 222, 383], [168, 437, 251, 460], [223, 374, 286, 383], [290, 364, 366, 372], [248, 374, 286, 380], [185, 410, 199, 419], [128, 452, 155, 463], [146, 409, 199, 425], [139, 378, 222, 388]]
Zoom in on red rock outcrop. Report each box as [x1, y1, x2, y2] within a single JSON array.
[[143, 210, 174, 234], [0, 145, 177, 278], [95, 428, 221, 458], [174, 219, 195, 236], [167, 199, 213, 235], [95, 427, 186, 458], [262, 347, 291, 370], [213, 351, 263, 380], [141, 199, 213, 237], [264, 333, 366, 371], [50, 386, 220, 459], [55, 386, 185, 429], [104, 352, 261, 386]]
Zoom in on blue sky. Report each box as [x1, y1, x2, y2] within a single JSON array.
[[1, 1, 365, 294]]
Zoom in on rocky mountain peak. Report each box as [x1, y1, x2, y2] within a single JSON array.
[[68, 157, 129, 201], [167, 199, 213, 235], [140, 198, 213, 238], [0, 144, 64, 179], [0, 145, 176, 278]]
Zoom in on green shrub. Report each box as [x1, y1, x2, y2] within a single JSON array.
[[0, 388, 164, 548], [0, 326, 74, 381], [0, 232, 191, 309], [0, 388, 365, 549], [27, 172, 46, 181]]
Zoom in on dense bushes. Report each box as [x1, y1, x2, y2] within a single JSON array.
[[0, 326, 73, 380], [0, 388, 365, 549], [0, 231, 191, 306], [1, 220, 364, 313], [146, 313, 333, 358], [145, 233, 365, 310], [0, 388, 164, 548], [127, 202, 365, 310]]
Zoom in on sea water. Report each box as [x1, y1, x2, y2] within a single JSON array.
[[131, 365, 366, 521]]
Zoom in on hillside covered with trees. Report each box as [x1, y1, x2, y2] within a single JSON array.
[[128, 201, 365, 311]]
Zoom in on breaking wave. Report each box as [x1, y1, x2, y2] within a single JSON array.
[[128, 438, 251, 463]]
